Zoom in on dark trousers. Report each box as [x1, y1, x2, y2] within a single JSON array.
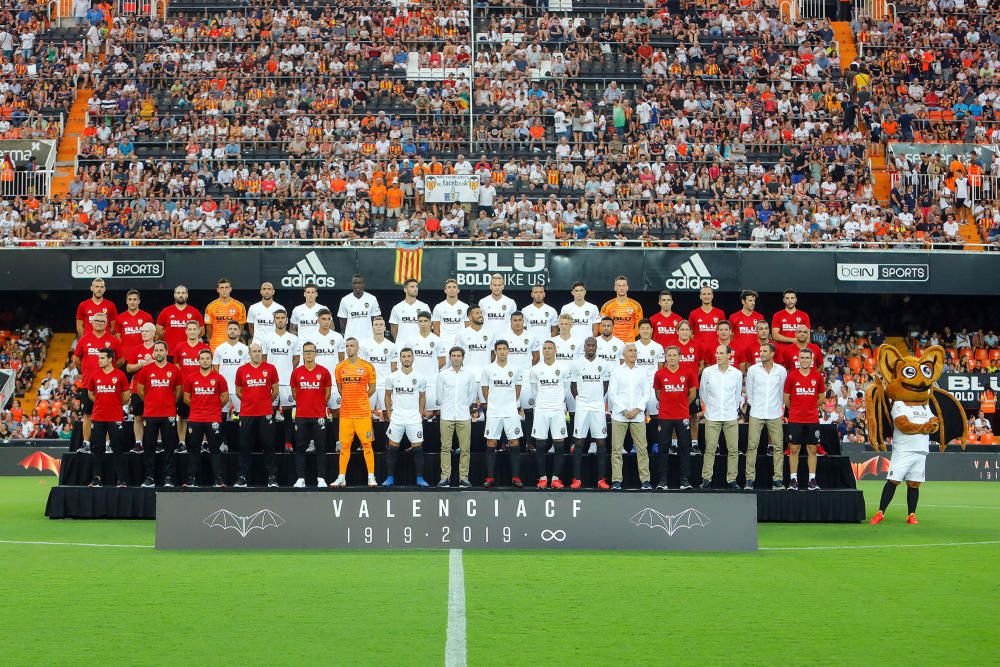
[[659, 418, 692, 483], [143, 416, 179, 481], [187, 421, 223, 484], [239, 415, 276, 479], [294, 417, 327, 479], [91, 420, 126, 483]]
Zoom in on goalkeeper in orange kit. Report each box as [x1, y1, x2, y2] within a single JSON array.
[[600, 275, 643, 343], [330, 338, 378, 487]]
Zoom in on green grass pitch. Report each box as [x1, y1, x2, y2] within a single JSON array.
[[1, 478, 997, 665]]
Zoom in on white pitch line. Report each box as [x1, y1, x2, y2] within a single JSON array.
[[761, 540, 1000, 552], [445, 548, 467, 667], [921, 504, 1000, 510], [0, 539, 154, 549]]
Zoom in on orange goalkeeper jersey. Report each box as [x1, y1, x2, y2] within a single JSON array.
[[600, 297, 643, 343], [335, 358, 376, 418]]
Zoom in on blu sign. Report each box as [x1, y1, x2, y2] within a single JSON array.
[[836, 263, 929, 282], [454, 251, 549, 287], [156, 491, 758, 551]]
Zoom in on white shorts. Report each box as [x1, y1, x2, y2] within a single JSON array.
[[277, 385, 295, 408], [424, 385, 440, 411], [519, 383, 535, 409], [387, 419, 424, 444], [532, 410, 568, 440], [369, 382, 387, 412], [485, 415, 523, 441], [327, 384, 342, 410], [573, 410, 608, 439], [888, 449, 927, 483]]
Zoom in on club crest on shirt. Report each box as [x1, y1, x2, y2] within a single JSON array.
[[555, 369, 560, 376], [411, 378, 416, 385], [508, 371, 513, 377]]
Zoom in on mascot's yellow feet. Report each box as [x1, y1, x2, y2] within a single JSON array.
[[869, 510, 885, 525], [906, 514, 919, 525]]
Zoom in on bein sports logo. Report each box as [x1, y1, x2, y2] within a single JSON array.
[[203, 508, 285, 538], [629, 507, 711, 536], [664, 254, 719, 290], [836, 263, 929, 282], [71, 260, 164, 279]]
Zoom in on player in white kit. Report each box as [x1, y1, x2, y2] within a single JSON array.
[[431, 278, 468, 350], [337, 274, 381, 340], [482, 340, 524, 487], [212, 320, 250, 416], [246, 282, 284, 344], [560, 282, 601, 341], [596, 316, 626, 367], [399, 311, 445, 413], [548, 313, 582, 411], [389, 278, 430, 343], [360, 316, 397, 417], [261, 309, 298, 450], [501, 311, 539, 410], [570, 337, 611, 489], [522, 284, 559, 344], [296, 309, 345, 412], [382, 348, 429, 488], [455, 305, 492, 407], [478, 273, 518, 339], [634, 319, 665, 412], [530, 340, 569, 489], [289, 284, 327, 338], [871, 400, 937, 525]]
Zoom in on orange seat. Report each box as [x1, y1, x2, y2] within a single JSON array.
[[981, 433, 996, 445], [990, 348, 1000, 361], [864, 357, 877, 371], [944, 347, 958, 359], [848, 357, 863, 373], [959, 348, 974, 359], [913, 345, 925, 357], [966, 359, 977, 371], [857, 337, 869, 347], [975, 348, 989, 361]]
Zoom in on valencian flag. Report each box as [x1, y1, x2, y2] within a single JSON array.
[[394, 240, 424, 284]]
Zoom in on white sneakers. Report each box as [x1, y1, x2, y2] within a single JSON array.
[[331, 475, 347, 487], [367, 474, 377, 487], [293, 478, 306, 488], [316, 477, 327, 488]]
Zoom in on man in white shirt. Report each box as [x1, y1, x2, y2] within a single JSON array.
[[530, 340, 569, 489], [389, 278, 430, 342], [246, 282, 283, 344], [479, 273, 518, 338], [634, 319, 665, 426], [502, 311, 539, 410], [455, 305, 493, 406], [609, 343, 651, 490], [383, 348, 428, 488], [297, 309, 345, 413], [431, 278, 468, 350], [482, 340, 524, 487], [337, 274, 381, 340], [595, 317, 625, 367], [522, 284, 559, 343], [436, 348, 479, 488], [699, 345, 744, 489], [745, 342, 788, 490], [570, 337, 610, 489], [360, 316, 397, 416], [548, 313, 581, 411], [560, 281, 601, 341], [290, 284, 327, 338], [261, 309, 298, 449], [212, 321, 250, 417], [400, 312, 445, 412]]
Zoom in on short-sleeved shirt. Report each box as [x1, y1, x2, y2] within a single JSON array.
[[184, 371, 228, 423], [335, 359, 376, 418], [569, 357, 608, 413], [76, 332, 121, 385], [890, 401, 933, 453], [116, 309, 153, 352], [135, 362, 181, 417], [173, 340, 211, 381], [560, 301, 601, 341], [728, 310, 765, 353], [688, 306, 726, 346], [386, 369, 426, 422], [87, 368, 129, 422], [772, 308, 811, 344], [246, 301, 284, 344], [778, 343, 824, 371], [600, 297, 643, 343], [650, 311, 683, 349], [204, 298, 247, 350], [784, 368, 825, 423], [389, 299, 431, 342], [234, 362, 278, 417], [522, 303, 559, 343], [431, 299, 468, 349], [479, 295, 518, 339], [653, 366, 698, 420], [157, 305, 202, 354], [290, 365, 332, 419], [337, 292, 381, 340], [77, 298, 119, 335], [482, 363, 521, 418]]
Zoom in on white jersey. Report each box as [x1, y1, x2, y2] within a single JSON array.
[[482, 362, 521, 418], [360, 337, 398, 386], [891, 402, 933, 453], [337, 292, 381, 340], [478, 295, 518, 339], [386, 369, 425, 422], [212, 341, 250, 397], [523, 303, 559, 343], [290, 302, 328, 339], [596, 335, 625, 367], [297, 329, 345, 375], [571, 357, 610, 412], [262, 331, 299, 384], [389, 299, 430, 342], [400, 332, 444, 381], [246, 301, 284, 344], [431, 299, 468, 349], [548, 335, 582, 365], [560, 301, 601, 341], [634, 339, 665, 379], [500, 329, 537, 372], [530, 361, 566, 412], [456, 327, 493, 373]]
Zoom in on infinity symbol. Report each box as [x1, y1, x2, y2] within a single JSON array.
[[540, 529, 567, 542]]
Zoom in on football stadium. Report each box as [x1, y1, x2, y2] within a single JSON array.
[[1, 0, 999, 663]]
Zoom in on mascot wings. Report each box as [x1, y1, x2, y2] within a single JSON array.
[[865, 344, 968, 452]]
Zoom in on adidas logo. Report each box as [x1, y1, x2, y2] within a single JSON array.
[[664, 254, 719, 290], [281, 251, 336, 288]]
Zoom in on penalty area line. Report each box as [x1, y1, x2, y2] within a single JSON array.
[[761, 540, 1000, 552], [0, 539, 154, 549]]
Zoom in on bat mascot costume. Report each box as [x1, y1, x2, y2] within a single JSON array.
[[865, 345, 968, 524]]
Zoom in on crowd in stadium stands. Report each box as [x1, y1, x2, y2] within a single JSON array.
[[0, 324, 75, 441]]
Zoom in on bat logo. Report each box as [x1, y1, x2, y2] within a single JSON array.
[[851, 455, 890, 480], [629, 507, 711, 536], [18, 451, 61, 477], [203, 509, 285, 538]]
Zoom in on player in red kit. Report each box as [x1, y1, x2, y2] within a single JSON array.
[[173, 320, 210, 448], [157, 285, 203, 360], [699, 320, 736, 369], [234, 342, 279, 488], [650, 290, 683, 349], [653, 346, 698, 489], [674, 320, 703, 454], [737, 320, 773, 372], [116, 289, 153, 353], [688, 286, 725, 350], [729, 290, 765, 355], [73, 312, 122, 452], [124, 322, 157, 452], [76, 278, 118, 337], [86, 348, 130, 487], [783, 349, 825, 490], [771, 289, 810, 356], [136, 341, 182, 487], [778, 324, 824, 371], [184, 349, 229, 487], [290, 342, 333, 488]]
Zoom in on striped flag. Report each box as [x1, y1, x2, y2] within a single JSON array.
[[394, 241, 424, 284]]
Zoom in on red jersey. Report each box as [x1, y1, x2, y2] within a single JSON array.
[[650, 311, 683, 349], [779, 343, 824, 371], [729, 310, 765, 353], [675, 338, 700, 378], [688, 306, 725, 347], [784, 368, 825, 423], [234, 362, 278, 417], [290, 365, 333, 419], [653, 366, 698, 419], [126, 342, 155, 390], [157, 305, 203, 355], [698, 338, 736, 368], [136, 362, 181, 417], [173, 340, 211, 380], [75, 332, 121, 385], [116, 309, 153, 352], [184, 371, 228, 423], [771, 308, 811, 344], [87, 367, 129, 422], [736, 340, 770, 368], [77, 298, 119, 335]]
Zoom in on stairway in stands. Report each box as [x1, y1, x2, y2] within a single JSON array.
[[21, 333, 75, 415], [50, 90, 91, 198], [886, 336, 910, 356], [831, 22, 857, 73], [957, 207, 985, 251], [867, 150, 892, 202]]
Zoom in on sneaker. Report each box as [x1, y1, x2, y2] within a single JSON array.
[[679, 479, 692, 490], [156, 446, 164, 455], [267, 476, 278, 488], [816, 445, 828, 456], [141, 477, 155, 488], [728, 481, 740, 490], [570, 479, 582, 490], [332, 476, 347, 488], [690, 443, 701, 455], [78, 443, 91, 454], [641, 481, 653, 490], [437, 480, 450, 488], [130, 444, 143, 454], [416, 476, 430, 488], [906, 513, 919, 525], [175, 443, 187, 454], [367, 474, 378, 488], [284, 442, 293, 453], [744, 479, 755, 491], [293, 478, 306, 488], [511, 477, 524, 488], [219, 443, 228, 453], [483, 477, 495, 489], [536, 477, 548, 489], [766, 445, 774, 457], [459, 479, 471, 489], [610, 481, 622, 491], [655, 481, 669, 490], [772, 479, 784, 490], [106, 443, 114, 454], [316, 477, 327, 488], [550, 478, 565, 490], [869, 510, 886, 525], [88, 476, 102, 488], [164, 477, 175, 488], [214, 480, 226, 488], [669, 442, 678, 455], [700, 480, 712, 489], [117, 481, 127, 488], [597, 479, 610, 490], [807, 479, 820, 491], [788, 478, 799, 491], [306, 442, 316, 453], [382, 475, 395, 488], [184, 479, 197, 488], [234, 477, 247, 488], [201, 443, 209, 454], [587, 443, 597, 454]]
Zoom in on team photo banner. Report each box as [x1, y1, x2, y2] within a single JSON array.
[[423, 174, 481, 203]]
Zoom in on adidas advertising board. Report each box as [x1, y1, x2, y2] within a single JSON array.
[[663, 253, 720, 290], [279, 251, 338, 288]]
